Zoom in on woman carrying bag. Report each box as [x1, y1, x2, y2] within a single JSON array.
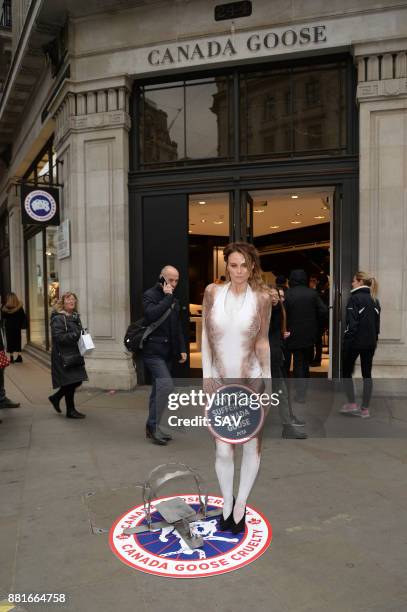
[[49, 292, 88, 419]]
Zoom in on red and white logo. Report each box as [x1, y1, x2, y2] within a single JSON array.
[[109, 494, 272, 578]]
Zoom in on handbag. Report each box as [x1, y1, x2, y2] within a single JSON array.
[[78, 330, 95, 356], [0, 350, 10, 369], [124, 304, 174, 353], [60, 352, 85, 369]]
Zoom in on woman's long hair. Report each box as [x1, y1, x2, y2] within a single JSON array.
[[54, 292, 79, 313], [354, 271, 378, 299], [223, 242, 271, 294], [270, 284, 287, 335], [2, 292, 22, 311]]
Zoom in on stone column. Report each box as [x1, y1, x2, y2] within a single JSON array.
[[7, 183, 24, 300], [53, 78, 135, 389], [355, 41, 407, 376]]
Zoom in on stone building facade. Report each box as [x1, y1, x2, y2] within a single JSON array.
[[0, 0, 406, 387]]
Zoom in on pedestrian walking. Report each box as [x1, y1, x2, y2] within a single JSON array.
[[340, 272, 380, 419], [202, 242, 272, 534], [284, 269, 328, 402], [1, 293, 26, 363], [142, 265, 187, 445], [49, 292, 88, 419]]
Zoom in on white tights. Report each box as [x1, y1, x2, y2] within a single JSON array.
[[215, 437, 261, 523]]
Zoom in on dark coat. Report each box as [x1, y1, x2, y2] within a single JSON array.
[[285, 270, 328, 350], [142, 284, 186, 359], [50, 311, 88, 388], [2, 306, 26, 352], [269, 303, 284, 375], [343, 286, 381, 351]]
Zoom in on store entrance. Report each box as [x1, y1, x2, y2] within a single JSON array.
[[188, 187, 334, 377]]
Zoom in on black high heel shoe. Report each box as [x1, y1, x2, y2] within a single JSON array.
[[219, 497, 235, 531], [231, 507, 246, 534]]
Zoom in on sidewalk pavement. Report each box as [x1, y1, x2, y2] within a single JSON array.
[[0, 355, 407, 612]]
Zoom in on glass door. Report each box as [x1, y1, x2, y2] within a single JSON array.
[[188, 192, 232, 373]]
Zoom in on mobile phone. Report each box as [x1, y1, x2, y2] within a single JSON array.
[[159, 275, 166, 286]]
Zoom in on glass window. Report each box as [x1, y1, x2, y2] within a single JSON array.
[[27, 233, 46, 349], [240, 62, 348, 158], [240, 70, 292, 156], [137, 58, 351, 165], [293, 64, 346, 154], [140, 77, 231, 165], [141, 85, 185, 163], [186, 78, 230, 159]]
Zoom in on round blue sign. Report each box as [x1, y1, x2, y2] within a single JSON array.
[[206, 384, 265, 444], [24, 190, 57, 223]]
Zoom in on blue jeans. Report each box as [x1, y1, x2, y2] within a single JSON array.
[[143, 355, 174, 431]]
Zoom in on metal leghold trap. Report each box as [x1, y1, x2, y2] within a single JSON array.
[[122, 463, 222, 549]]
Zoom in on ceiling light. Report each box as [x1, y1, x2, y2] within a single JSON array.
[[322, 206, 328, 210], [198, 201, 206, 205], [314, 215, 325, 220], [290, 220, 302, 225], [253, 209, 265, 214], [291, 195, 299, 199], [295, 212, 302, 216], [269, 225, 280, 229], [213, 220, 224, 225], [201, 218, 206, 223]]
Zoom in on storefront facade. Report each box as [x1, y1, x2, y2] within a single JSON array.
[[0, 0, 406, 386]]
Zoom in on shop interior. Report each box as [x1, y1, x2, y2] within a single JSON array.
[[188, 187, 332, 376]]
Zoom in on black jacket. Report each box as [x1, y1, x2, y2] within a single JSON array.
[[50, 311, 88, 388], [2, 306, 26, 352], [142, 284, 186, 359], [343, 286, 381, 350], [285, 270, 328, 350]]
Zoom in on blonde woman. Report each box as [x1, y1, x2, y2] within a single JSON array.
[[341, 272, 381, 419], [202, 242, 272, 534], [49, 292, 88, 419], [1, 293, 26, 363]]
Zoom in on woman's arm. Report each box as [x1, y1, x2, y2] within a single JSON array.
[[255, 292, 272, 379]]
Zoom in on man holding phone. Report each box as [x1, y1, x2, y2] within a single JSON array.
[[142, 265, 187, 445]]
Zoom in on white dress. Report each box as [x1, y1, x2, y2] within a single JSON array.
[[201, 282, 271, 381]]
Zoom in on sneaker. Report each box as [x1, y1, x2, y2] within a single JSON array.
[[340, 403, 360, 415], [359, 408, 370, 419]]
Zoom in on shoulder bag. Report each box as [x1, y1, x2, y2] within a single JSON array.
[[124, 304, 174, 353]]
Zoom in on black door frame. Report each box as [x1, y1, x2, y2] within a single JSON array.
[[129, 156, 358, 377]]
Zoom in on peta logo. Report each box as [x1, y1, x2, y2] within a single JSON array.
[[24, 190, 57, 223], [110, 494, 272, 578]]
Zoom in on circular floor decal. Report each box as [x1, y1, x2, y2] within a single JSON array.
[[110, 494, 272, 578]]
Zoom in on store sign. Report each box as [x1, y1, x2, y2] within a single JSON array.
[[21, 185, 60, 226], [57, 219, 70, 260], [146, 23, 327, 68]]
